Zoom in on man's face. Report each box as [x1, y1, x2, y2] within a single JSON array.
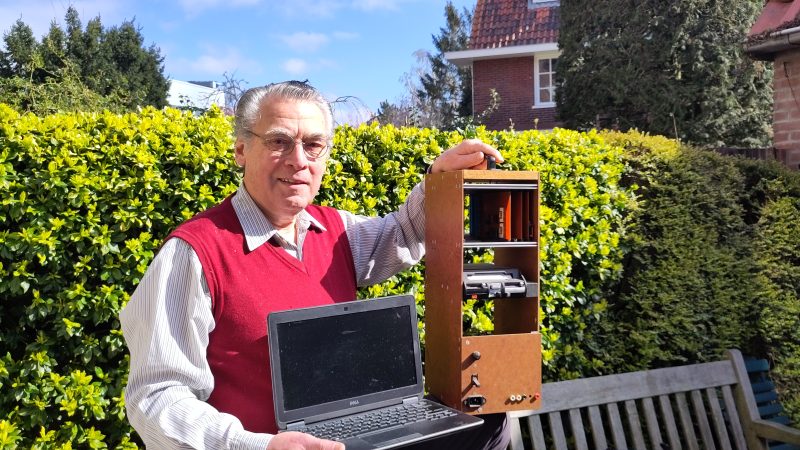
[[234, 98, 328, 226]]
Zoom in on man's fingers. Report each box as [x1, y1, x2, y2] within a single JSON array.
[[266, 432, 345, 450], [458, 139, 504, 162], [314, 439, 344, 450]]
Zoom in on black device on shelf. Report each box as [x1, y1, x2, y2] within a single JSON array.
[[462, 264, 538, 300]]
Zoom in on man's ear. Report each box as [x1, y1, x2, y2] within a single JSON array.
[[234, 137, 247, 167]]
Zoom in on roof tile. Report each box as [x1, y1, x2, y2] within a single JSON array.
[[470, 0, 558, 50], [749, 0, 800, 36]]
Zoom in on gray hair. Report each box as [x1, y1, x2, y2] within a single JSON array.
[[234, 81, 334, 145]]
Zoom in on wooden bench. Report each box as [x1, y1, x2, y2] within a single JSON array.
[[508, 350, 800, 450]]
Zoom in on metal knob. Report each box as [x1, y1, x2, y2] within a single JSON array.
[[472, 351, 481, 360]]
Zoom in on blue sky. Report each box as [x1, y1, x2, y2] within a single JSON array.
[[0, 0, 475, 115]]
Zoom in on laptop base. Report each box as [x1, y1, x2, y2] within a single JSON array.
[[282, 399, 483, 450]]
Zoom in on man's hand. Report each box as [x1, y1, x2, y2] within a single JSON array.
[[429, 139, 504, 174], [266, 432, 344, 450]]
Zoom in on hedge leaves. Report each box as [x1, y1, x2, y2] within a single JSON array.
[[1, 106, 633, 448]]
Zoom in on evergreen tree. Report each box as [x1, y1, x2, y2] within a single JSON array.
[[556, 0, 773, 147], [417, 1, 473, 128], [0, 20, 37, 78], [0, 6, 169, 110]]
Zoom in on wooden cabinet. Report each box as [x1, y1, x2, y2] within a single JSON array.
[[425, 170, 542, 415]]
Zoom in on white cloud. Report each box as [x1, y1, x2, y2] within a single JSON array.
[[333, 31, 359, 40], [281, 58, 311, 75], [176, 0, 261, 16], [171, 46, 262, 77], [274, 0, 344, 17], [280, 58, 341, 75], [277, 32, 330, 53]]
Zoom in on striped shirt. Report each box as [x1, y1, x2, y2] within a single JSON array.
[[120, 181, 426, 450]]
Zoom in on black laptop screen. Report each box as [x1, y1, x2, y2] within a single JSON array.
[[276, 305, 418, 412]]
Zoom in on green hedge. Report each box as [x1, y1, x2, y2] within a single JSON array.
[[593, 130, 800, 426], [0, 105, 633, 449]]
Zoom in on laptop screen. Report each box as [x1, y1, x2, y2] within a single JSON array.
[[277, 304, 419, 412]]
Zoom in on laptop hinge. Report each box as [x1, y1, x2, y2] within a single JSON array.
[[286, 420, 305, 430], [403, 396, 419, 405]]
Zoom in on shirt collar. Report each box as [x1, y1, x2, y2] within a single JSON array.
[[231, 183, 327, 252]]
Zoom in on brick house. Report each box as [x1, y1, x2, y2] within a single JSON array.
[[445, 0, 561, 131], [745, 0, 800, 168]]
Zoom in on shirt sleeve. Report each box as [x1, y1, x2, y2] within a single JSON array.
[[120, 238, 273, 450], [339, 180, 426, 287]]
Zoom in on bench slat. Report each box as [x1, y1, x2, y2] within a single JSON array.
[[721, 385, 748, 450], [569, 408, 589, 450], [677, 391, 701, 450], [527, 414, 547, 450], [752, 380, 776, 394], [755, 391, 779, 404], [745, 359, 770, 373], [508, 361, 737, 415], [607, 402, 628, 450], [759, 403, 785, 417], [626, 400, 648, 450], [692, 389, 718, 450], [660, 394, 683, 450], [707, 387, 733, 450], [508, 413, 525, 450], [588, 405, 608, 450], [548, 412, 569, 450], [643, 397, 664, 449]]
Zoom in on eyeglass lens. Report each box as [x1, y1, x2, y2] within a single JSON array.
[[267, 135, 327, 158]]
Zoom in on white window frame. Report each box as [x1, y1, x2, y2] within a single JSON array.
[[528, 0, 560, 7], [534, 51, 561, 109]]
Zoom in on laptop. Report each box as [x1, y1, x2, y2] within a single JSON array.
[[267, 294, 484, 449]]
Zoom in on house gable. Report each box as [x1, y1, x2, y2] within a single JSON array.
[[471, 0, 558, 50], [445, 0, 562, 131]]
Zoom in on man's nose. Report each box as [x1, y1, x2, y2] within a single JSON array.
[[284, 142, 309, 168]]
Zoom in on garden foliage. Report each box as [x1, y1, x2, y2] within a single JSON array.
[[594, 130, 800, 426], [1, 7, 169, 111], [557, 0, 773, 147], [0, 105, 633, 448]]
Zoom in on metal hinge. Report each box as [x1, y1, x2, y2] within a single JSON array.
[[286, 420, 305, 430], [403, 396, 419, 405]]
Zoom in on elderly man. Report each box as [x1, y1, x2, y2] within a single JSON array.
[[121, 81, 507, 450]]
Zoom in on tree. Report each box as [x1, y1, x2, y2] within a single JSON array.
[[0, 6, 170, 111], [416, 1, 473, 128], [376, 2, 473, 129], [556, 0, 773, 147]]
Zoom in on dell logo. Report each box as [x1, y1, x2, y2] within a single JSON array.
[[350, 400, 359, 406]]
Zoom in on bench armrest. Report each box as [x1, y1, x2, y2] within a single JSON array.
[[754, 419, 800, 445]]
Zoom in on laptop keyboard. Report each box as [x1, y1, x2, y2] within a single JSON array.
[[293, 402, 458, 442]]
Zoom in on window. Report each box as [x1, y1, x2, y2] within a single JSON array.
[[535, 57, 558, 108], [528, 0, 560, 7]]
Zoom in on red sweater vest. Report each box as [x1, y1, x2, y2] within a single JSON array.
[[165, 194, 357, 434]]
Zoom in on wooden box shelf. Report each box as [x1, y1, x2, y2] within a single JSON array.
[[425, 170, 542, 415]]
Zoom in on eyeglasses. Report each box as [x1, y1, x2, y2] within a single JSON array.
[[246, 130, 330, 159]]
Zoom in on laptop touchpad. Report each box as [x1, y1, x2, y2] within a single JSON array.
[[361, 428, 422, 446]]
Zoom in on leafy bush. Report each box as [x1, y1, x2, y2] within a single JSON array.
[[753, 198, 800, 426], [328, 125, 635, 381], [0, 105, 633, 448], [0, 104, 239, 449], [594, 130, 800, 426], [0, 56, 130, 116]]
